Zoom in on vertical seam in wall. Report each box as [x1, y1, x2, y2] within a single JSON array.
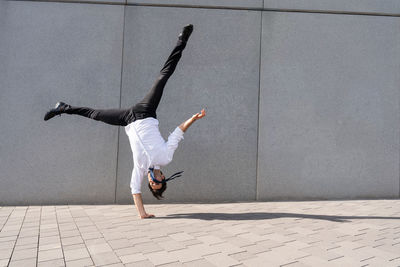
[[255, 3, 263, 201], [114, 4, 126, 204]]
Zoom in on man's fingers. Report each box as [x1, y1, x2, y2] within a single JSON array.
[[140, 214, 155, 219]]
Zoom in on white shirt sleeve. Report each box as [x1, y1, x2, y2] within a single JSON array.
[[130, 165, 146, 194], [166, 127, 184, 155]]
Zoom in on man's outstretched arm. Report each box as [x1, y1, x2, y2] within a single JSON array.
[[179, 109, 206, 132]]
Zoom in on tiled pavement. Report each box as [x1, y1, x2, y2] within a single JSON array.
[[0, 200, 399, 267]]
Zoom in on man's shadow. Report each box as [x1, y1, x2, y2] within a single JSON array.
[[154, 212, 400, 222]]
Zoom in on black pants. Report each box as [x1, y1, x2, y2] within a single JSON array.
[[65, 39, 187, 126]]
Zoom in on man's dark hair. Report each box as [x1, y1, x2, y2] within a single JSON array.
[[148, 182, 167, 200]]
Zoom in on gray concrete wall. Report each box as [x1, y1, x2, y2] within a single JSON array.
[[0, 0, 399, 204], [258, 11, 400, 200]]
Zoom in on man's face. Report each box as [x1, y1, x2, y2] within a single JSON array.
[[148, 170, 165, 190]]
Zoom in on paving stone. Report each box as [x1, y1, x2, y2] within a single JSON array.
[[124, 260, 154, 267], [91, 251, 120, 266], [204, 253, 240, 267], [86, 242, 113, 255], [0, 248, 13, 260], [108, 239, 131, 250], [11, 248, 37, 261], [271, 245, 311, 261], [229, 251, 255, 261], [0, 259, 9, 267], [115, 246, 138, 257], [210, 242, 246, 255], [60, 230, 80, 238], [299, 245, 342, 261], [40, 230, 60, 238], [1, 201, 400, 267], [63, 244, 86, 251], [64, 248, 90, 261], [81, 232, 103, 240], [65, 257, 93, 267], [0, 236, 17, 243], [130, 241, 164, 254], [38, 248, 63, 262], [146, 250, 183, 266], [168, 248, 203, 263], [61, 236, 84, 246], [119, 252, 147, 264], [102, 263, 124, 267], [8, 257, 37, 267], [169, 233, 195, 242], [37, 258, 65, 267], [15, 237, 38, 246], [0, 241, 15, 250], [183, 259, 216, 267], [156, 239, 186, 252], [197, 235, 224, 245], [158, 262, 184, 267], [223, 236, 255, 248], [39, 242, 62, 251]]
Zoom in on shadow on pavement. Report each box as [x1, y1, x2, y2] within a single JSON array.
[[154, 212, 400, 222]]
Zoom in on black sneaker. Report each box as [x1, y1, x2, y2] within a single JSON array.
[[178, 24, 193, 43], [44, 102, 70, 121]]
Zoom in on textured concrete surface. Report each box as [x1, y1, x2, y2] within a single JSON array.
[[258, 12, 400, 200], [1, 0, 399, 205], [0, 2, 124, 204], [264, 0, 400, 15], [116, 6, 260, 204], [0, 200, 399, 266], [127, 0, 263, 9]]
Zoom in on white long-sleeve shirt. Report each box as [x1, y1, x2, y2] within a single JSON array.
[[125, 118, 184, 194]]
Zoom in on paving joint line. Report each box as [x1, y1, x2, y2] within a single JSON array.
[[54, 206, 68, 266], [80, 206, 124, 266], [67, 206, 96, 266], [114, 0, 126, 205], [0, 207, 16, 233], [35, 206, 43, 267], [6, 207, 28, 267]]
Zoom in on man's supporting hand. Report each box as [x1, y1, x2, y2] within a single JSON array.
[[141, 213, 155, 219], [133, 194, 155, 219]]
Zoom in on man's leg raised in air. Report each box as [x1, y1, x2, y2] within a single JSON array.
[[44, 101, 131, 126], [133, 24, 193, 116]]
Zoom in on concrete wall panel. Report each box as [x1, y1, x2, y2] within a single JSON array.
[[116, 6, 261, 203], [128, 0, 262, 9], [264, 0, 400, 15], [258, 12, 400, 200], [0, 2, 124, 204]]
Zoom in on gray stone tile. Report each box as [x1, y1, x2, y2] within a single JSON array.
[[124, 260, 155, 267], [37, 258, 65, 267], [38, 248, 64, 262], [91, 252, 121, 266], [64, 248, 90, 262], [8, 258, 37, 267], [0, 248, 13, 260], [65, 258, 93, 267], [11, 248, 37, 261], [119, 253, 147, 264]]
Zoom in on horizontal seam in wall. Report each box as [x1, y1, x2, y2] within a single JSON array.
[[7, 0, 400, 17]]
